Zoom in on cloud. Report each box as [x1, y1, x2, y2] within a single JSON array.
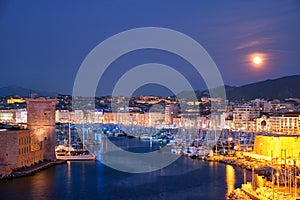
[[234, 40, 263, 50], [234, 37, 273, 50]]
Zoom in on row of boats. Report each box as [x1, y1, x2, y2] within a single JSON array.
[[54, 123, 253, 161], [182, 146, 213, 158]]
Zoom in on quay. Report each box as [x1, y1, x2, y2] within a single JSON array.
[[229, 182, 300, 200], [1, 160, 66, 180], [200, 153, 300, 199]]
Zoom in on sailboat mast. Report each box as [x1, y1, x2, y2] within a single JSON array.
[[69, 114, 71, 152], [82, 123, 85, 150]]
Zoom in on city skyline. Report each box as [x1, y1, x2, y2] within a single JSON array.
[[0, 1, 299, 96], [2, 2, 300, 199]]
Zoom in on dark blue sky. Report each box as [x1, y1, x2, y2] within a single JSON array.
[[0, 0, 299, 96]]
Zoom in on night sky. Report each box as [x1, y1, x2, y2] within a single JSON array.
[[0, 1, 299, 96]]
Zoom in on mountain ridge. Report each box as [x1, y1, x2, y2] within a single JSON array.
[[0, 85, 56, 97], [1, 75, 299, 100], [225, 75, 300, 100], [177, 75, 300, 101]]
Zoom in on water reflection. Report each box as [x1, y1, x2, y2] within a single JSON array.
[[226, 165, 235, 196], [66, 161, 71, 195], [28, 165, 55, 199]]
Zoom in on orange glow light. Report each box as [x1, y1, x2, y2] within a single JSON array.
[[249, 53, 265, 67]]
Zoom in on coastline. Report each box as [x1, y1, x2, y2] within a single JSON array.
[[0, 160, 66, 180]]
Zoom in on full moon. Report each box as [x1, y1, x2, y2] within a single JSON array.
[[253, 56, 262, 64]]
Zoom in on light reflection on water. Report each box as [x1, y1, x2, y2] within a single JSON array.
[[226, 164, 235, 196]]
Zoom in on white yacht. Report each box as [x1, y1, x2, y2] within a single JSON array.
[[55, 123, 97, 161]]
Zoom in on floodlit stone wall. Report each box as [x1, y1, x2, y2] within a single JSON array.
[[0, 130, 18, 168], [0, 129, 44, 174], [254, 134, 300, 158], [26, 98, 56, 160]]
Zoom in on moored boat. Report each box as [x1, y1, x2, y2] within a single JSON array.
[[55, 151, 97, 161], [55, 121, 97, 161]]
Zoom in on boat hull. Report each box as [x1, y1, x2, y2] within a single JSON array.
[[56, 154, 97, 161]]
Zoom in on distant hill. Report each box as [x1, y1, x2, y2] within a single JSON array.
[[0, 85, 56, 97], [1, 75, 300, 100], [178, 75, 300, 101], [226, 75, 300, 101]]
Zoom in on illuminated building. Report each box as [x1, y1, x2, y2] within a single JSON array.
[[181, 116, 197, 128], [55, 110, 70, 123], [250, 99, 270, 111], [94, 110, 104, 123], [269, 113, 300, 134], [209, 113, 227, 130], [71, 110, 82, 123], [7, 98, 26, 104], [164, 104, 179, 125], [15, 109, 27, 123], [0, 128, 43, 174], [103, 112, 117, 124], [115, 112, 148, 127], [165, 105, 173, 124], [270, 101, 295, 112], [147, 112, 164, 126], [233, 105, 259, 131], [130, 112, 147, 126], [26, 97, 56, 160], [0, 110, 15, 123], [172, 117, 181, 126], [196, 116, 208, 129], [256, 115, 270, 132], [0, 109, 27, 124], [256, 112, 300, 134], [254, 133, 300, 160]]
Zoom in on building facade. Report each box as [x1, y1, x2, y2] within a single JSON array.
[[269, 115, 299, 134], [256, 113, 300, 134], [233, 105, 259, 131], [0, 129, 43, 174]]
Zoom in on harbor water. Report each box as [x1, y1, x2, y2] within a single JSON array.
[[0, 137, 251, 200]]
